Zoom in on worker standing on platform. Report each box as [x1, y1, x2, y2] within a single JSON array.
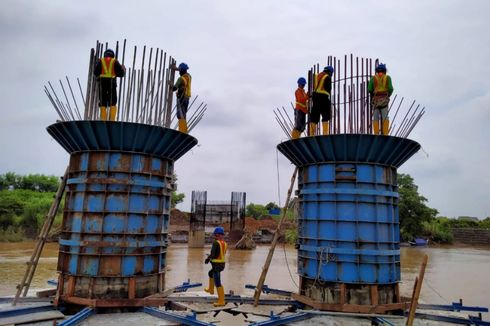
[[204, 226, 228, 307], [172, 63, 192, 133], [291, 77, 309, 139], [94, 49, 126, 121], [368, 63, 393, 135], [310, 66, 334, 136]]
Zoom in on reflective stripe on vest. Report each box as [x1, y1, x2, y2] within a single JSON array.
[[374, 74, 388, 94], [100, 58, 116, 78], [295, 88, 307, 112], [182, 74, 192, 97], [211, 240, 227, 263], [314, 72, 330, 96]]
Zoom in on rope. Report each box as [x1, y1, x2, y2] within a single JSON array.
[[282, 243, 298, 288], [424, 278, 450, 304]]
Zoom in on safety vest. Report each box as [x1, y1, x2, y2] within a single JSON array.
[[211, 239, 227, 263], [295, 88, 308, 113], [314, 72, 330, 96], [100, 57, 116, 78], [373, 74, 388, 95], [182, 73, 192, 97]]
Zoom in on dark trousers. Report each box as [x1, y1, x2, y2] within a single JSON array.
[[177, 96, 189, 119], [294, 109, 306, 132], [310, 93, 331, 123], [208, 263, 225, 287], [99, 78, 117, 107]]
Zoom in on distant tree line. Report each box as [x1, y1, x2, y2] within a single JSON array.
[[0, 172, 60, 192]]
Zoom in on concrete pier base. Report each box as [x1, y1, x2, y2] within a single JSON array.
[[188, 230, 205, 248]]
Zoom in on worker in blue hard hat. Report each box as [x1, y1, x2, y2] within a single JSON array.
[[291, 77, 309, 139], [172, 63, 192, 133], [368, 63, 393, 135], [311, 66, 334, 136], [204, 226, 228, 306], [94, 48, 126, 121]]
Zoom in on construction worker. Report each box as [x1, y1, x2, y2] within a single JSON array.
[[172, 63, 191, 133], [310, 66, 334, 136], [204, 226, 227, 307], [291, 77, 309, 139], [94, 49, 126, 121], [368, 63, 394, 135]]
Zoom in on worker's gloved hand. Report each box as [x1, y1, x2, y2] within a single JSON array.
[[204, 257, 210, 264]]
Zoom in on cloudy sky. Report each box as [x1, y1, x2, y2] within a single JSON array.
[[0, 0, 489, 218]]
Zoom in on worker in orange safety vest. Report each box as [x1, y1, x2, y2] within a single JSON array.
[[204, 226, 228, 306], [368, 63, 394, 135], [94, 49, 126, 121], [291, 77, 309, 139]]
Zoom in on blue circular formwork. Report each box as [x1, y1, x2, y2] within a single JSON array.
[[277, 134, 420, 304], [47, 121, 197, 306]]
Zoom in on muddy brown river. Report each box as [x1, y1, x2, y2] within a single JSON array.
[[0, 242, 489, 313]]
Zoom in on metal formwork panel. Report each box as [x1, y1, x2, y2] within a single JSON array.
[[57, 151, 173, 299], [297, 162, 400, 284]]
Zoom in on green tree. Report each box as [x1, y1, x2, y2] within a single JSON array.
[[398, 173, 438, 241], [170, 173, 185, 208], [265, 202, 280, 211], [246, 203, 269, 219]]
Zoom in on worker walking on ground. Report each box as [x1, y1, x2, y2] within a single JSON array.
[[172, 63, 192, 133], [368, 63, 394, 135], [204, 226, 228, 306], [94, 49, 126, 121], [310, 66, 334, 136], [291, 77, 309, 139]]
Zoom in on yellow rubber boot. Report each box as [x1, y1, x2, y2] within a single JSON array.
[[204, 278, 215, 295], [373, 121, 380, 135], [291, 129, 300, 139], [109, 106, 117, 121], [213, 286, 226, 307], [322, 121, 329, 135], [382, 119, 390, 135], [100, 106, 107, 121], [309, 123, 317, 136], [178, 119, 188, 133]]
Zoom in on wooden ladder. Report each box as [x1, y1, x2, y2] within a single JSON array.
[[12, 167, 69, 305]]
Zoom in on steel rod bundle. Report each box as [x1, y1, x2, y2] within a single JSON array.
[[276, 54, 425, 139], [44, 39, 206, 132]]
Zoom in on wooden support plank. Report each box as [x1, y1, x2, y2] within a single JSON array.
[[395, 283, 401, 303], [339, 284, 346, 304], [128, 278, 136, 299], [67, 276, 76, 297], [406, 254, 428, 326], [291, 293, 410, 314], [253, 168, 298, 306], [0, 311, 64, 326], [370, 285, 379, 305]]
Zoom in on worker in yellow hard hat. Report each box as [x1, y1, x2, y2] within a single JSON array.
[[204, 226, 227, 307], [172, 63, 191, 133], [94, 49, 126, 121], [368, 63, 394, 135]]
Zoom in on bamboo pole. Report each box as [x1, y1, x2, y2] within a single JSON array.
[[406, 254, 428, 326], [253, 167, 298, 306]]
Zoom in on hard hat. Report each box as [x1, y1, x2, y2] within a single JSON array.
[[178, 62, 189, 71], [213, 226, 225, 235], [104, 49, 115, 58], [297, 77, 307, 86], [324, 66, 334, 74], [376, 63, 387, 72]]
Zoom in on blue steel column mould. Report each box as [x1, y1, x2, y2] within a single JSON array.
[[277, 134, 420, 304], [47, 121, 197, 306]]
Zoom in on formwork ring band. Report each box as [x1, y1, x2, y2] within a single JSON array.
[[59, 239, 166, 248], [300, 245, 400, 256], [300, 188, 399, 197], [67, 177, 166, 188]]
